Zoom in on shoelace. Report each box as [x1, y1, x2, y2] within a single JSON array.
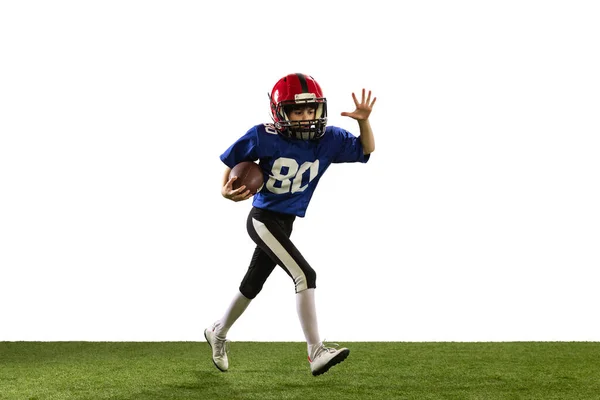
[[322, 339, 340, 351], [312, 340, 340, 359]]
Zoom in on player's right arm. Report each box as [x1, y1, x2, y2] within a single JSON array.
[[221, 167, 252, 202], [340, 88, 377, 155]]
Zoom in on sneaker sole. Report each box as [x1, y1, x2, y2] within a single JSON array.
[[312, 348, 350, 376], [204, 329, 228, 372]]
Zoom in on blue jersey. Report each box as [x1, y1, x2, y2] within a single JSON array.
[[220, 123, 370, 217]]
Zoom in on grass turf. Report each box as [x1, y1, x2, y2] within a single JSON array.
[[1, 342, 599, 399]]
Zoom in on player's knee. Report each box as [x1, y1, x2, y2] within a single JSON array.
[[294, 268, 316, 292], [306, 268, 316, 288]]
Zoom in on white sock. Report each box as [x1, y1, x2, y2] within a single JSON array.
[[296, 288, 321, 355], [215, 290, 252, 339]]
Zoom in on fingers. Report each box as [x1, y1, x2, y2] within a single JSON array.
[[231, 188, 252, 201], [237, 190, 253, 201], [362, 89, 377, 108], [224, 175, 237, 190], [353, 89, 375, 107], [224, 180, 253, 202], [340, 88, 378, 117], [230, 184, 247, 196]]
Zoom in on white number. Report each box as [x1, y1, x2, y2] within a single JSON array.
[[264, 124, 278, 135], [267, 158, 297, 194], [291, 161, 319, 193], [266, 157, 320, 194]]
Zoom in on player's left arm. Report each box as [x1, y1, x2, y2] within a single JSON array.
[[341, 88, 377, 155]]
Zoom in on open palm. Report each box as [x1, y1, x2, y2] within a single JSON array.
[[341, 89, 377, 121]]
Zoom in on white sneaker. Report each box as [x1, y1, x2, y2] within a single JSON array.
[[204, 323, 229, 372], [309, 343, 350, 376]]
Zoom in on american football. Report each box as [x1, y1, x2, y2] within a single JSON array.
[[229, 161, 264, 194]]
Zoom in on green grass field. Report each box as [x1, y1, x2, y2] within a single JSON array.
[[1, 341, 599, 399]]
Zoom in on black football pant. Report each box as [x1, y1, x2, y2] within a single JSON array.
[[239, 207, 316, 299]]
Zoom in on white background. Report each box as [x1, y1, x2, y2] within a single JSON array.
[[1, 1, 599, 342]]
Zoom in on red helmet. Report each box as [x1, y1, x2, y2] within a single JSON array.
[[269, 73, 327, 140]]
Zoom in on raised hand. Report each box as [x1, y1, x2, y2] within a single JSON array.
[[340, 89, 377, 121]]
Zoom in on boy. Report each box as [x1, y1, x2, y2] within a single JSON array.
[[205, 73, 376, 376]]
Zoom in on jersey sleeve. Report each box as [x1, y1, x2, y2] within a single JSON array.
[[330, 127, 371, 164], [219, 126, 260, 168]]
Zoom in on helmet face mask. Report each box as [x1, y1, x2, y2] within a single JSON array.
[[269, 73, 328, 140]]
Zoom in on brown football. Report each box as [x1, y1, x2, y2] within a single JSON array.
[[229, 161, 264, 194]]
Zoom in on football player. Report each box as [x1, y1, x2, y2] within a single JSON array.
[[204, 73, 376, 376]]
